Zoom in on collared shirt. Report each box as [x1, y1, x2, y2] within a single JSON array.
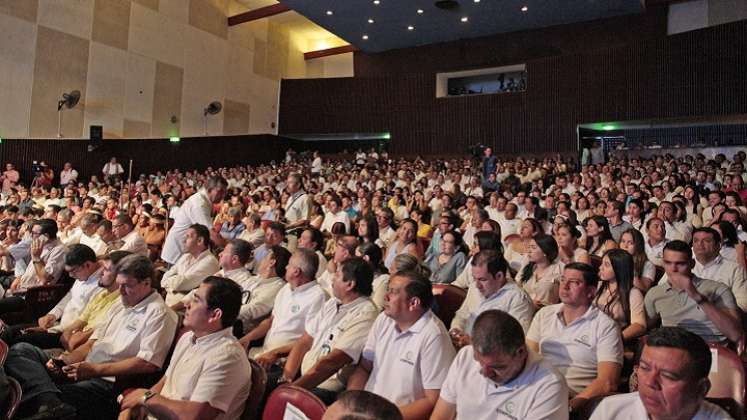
[[694, 255, 747, 311], [179, 267, 254, 307], [161, 190, 213, 264], [80, 233, 108, 257], [609, 220, 634, 243], [48, 267, 103, 332], [237, 228, 265, 249], [452, 282, 535, 334], [155, 328, 252, 420], [77, 288, 120, 331], [161, 249, 220, 306], [363, 310, 455, 405], [235, 274, 285, 333], [285, 191, 309, 224], [251, 281, 327, 356], [644, 276, 738, 343], [590, 392, 732, 420], [526, 304, 623, 395], [301, 296, 379, 391], [219, 222, 246, 240], [59, 168, 78, 185], [119, 229, 148, 256], [18, 239, 67, 289], [321, 210, 351, 234], [665, 220, 693, 243], [498, 219, 521, 240], [89, 291, 178, 380], [645, 239, 668, 267], [440, 347, 568, 420]]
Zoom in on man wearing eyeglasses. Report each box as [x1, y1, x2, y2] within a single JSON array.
[[111, 214, 147, 256]]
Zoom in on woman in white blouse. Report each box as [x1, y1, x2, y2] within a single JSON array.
[[594, 249, 647, 343], [517, 234, 563, 308], [618, 228, 656, 292]]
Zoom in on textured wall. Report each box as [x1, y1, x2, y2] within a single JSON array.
[[0, 0, 308, 139], [278, 15, 747, 156]]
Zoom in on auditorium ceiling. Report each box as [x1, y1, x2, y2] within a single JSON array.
[[269, 0, 644, 52]]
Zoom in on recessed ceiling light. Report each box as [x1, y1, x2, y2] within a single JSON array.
[[326, 10, 333, 15], [362, 34, 369, 40], [368, 18, 374, 23], [474, 0, 480, 2], [521, 6, 528, 11], [461, 16, 468, 22], [407, 25, 414, 30], [373, 0, 380, 4], [417, 9, 424, 14]]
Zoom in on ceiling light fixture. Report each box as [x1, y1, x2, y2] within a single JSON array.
[[368, 18, 374, 23], [417, 9, 424, 14], [474, 0, 480, 3], [326, 10, 333, 15], [373, 0, 380, 4], [521, 6, 528, 11], [362, 34, 369, 40], [461, 16, 468, 22], [407, 25, 414, 30]]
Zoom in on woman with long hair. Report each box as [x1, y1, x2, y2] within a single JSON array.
[[624, 198, 646, 231], [618, 228, 656, 292], [356, 242, 389, 310], [554, 221, 591, 266], [357, 215, 383, 248], [594, 249, 647, 342], [582, 215, 617, 257], [715, 221, 740, 263], [504, 218, 544, 273], [426, 230, 468, 284], [383, 218, 420, 270], [517, 235, 563, 307]]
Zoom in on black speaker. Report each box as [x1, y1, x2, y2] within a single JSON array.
[[89, 125, 103, 151]]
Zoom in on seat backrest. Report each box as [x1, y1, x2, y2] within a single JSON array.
[[25, 283, 72, 319], [707, 344, 745, 420], [0, 339, 7, 367], [242, 359, 268, 420], [262, 385, 326, 420], [1, 376, 21, 420], [431, 284, 467, 327], [589, 255, 602, 270]]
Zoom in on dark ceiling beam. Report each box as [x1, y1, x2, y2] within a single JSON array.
[[304, 45, 358, 60], [228, 3, 291, 26], [642, 0, 691, 10]]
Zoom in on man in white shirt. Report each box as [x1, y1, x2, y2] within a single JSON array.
[[161, 224, 220, 306], [59, 162, 78, 186], [112, 214, 148, 256], [526, 262, 623, 414], [690, 227, 747, 311], [1, 244, 102, 348], [280, 257, 379, 404], [244, 248, 326, 360], [431, 310, 569, 420], [321, 194, 351, 234], [659, 201, 693, 243], [323, 390, 403, 420], [591, 326, 732, 420], [120, 276, 252, 420], [5, 255, 177, 420], [451, 250, 534, 344], [232, 242, 287, 334], [161, 176, 226, 265], [498, 203, 521, 240], [285, 173, 310, 231], [318, 235, 358, 298], [347, 270, 455, 419], [237, 213, 265, 249], [101, 157, 124, 185]]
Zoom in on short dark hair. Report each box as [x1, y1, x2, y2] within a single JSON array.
[[333, 390, 403, 420], [202, 276, 242, 329], [115, 254, 154, 285], [64, 244, 97, 266], [564, 262, 598, 287], [228, 239, 253, 265], [646, 327, 712, 380], [269, 245, 291, 278], [340, 257, 373, 297], [189, 223, 211, 248], [34, 218, 58, 238], [471, 250, 508, 277], [395, 270, 433, 311], [102, 250, 132, 265], [303, 228, 324, 251], [267, 222, 286, 237], [472, 310, 525, 356], [114, 214, 134, 228], [663, 240, 693, 260], [692, 227, 721, 244]]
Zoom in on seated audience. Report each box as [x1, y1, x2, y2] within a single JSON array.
[[111, 214, 147, 256], [425, 230, 467, 284], [161, 224, 220, 306], [237, 212, 265, 249], [644, 240, 742, 344], [384, 219, 420, 270], [318, 234, 359, 297], [526, 262, 623, 413], [297, 227, 328, 278], [618, 228, 656, 292], [590, 327, 732, 420], [594, 249, 647, 343], [355, 242, 389, 310], [517, 234, 563, 307], [690, 227, 747, 311], [119, 276, 251, 420], [323, 390, 403, 420], [252, 222, 285, 270], [431, 310, 569, 420]]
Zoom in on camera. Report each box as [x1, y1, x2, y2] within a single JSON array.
[[32, 160, 43, 174]]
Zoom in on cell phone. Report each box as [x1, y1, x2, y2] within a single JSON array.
[[52, 358, 66, 368]]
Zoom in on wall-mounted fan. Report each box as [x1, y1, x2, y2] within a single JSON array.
[[203, 101, 222, 135], [57, 90, 81, 138]]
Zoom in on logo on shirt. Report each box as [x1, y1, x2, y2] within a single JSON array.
[[399, 351, 415, 366], [574, 334, 591, 348], [496, 401, 518, 420], [291, 304, 300, 313]]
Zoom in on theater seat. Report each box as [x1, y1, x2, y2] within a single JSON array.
[[431, 284, 467, 327], [706, 344, 745, 420], [1, 377, 21, 420], [0, 339, 7, 367], [242, 359, 267, 420], [1, 282, 73, 325], [262, 385, 326, 420], [589, 255, 602, 270]]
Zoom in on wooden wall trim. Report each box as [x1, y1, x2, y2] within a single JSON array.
[[228, 3, 291, 26], [304, 45, 358, 61]]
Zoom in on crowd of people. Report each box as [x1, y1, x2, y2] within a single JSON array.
[[0, 145, 744, 419]]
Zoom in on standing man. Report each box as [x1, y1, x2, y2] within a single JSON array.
[[284, 173, 310, 231], [1, 163, 19, 194], [102, 157, 124, 185], [161, 176, 227, 265], [59, 162, 78, 186], [482, 147, 496, 180]]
